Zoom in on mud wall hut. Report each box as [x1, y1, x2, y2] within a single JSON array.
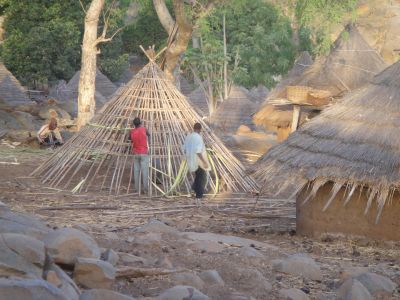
[[252, 61, 400, 240]]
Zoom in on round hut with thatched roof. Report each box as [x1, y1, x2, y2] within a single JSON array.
[[0, 62, 31, 107], [252, 61, 400, 240], [210, 85, 258, 134], [253, 25, 387, 142]]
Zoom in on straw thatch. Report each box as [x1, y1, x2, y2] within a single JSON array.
[[290, 25, 386, 97], [67, 69, 117, 98], [0, 62, 30, 106], [210, 85, 258, 133], [252, 60, 400, 221], [32, 57, 258, 196], [269, 52, 313, 102], [252, 52, 313, 129], [187, 84, 210, 117]]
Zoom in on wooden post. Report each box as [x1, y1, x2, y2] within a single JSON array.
[[291, 105, 301, 133], [223, 13, 228, 101]]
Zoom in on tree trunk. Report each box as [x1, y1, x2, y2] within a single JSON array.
[[76, 0, 105, 130], [152, 0, 174, 34]]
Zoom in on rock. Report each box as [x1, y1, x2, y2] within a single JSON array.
[[337, 278, 372, 300], [131, 232, 163, 246], [135, 219, 178, 234], [0, 278, 68, 300], [156, 285, 209, 300], [47, 263, 80, 300], [2, 233, 45, 267], [239, 246, 264, 258], [79, 289, 136, 300], [104, 231, 119, 240], [355, 272, 396, 296], [236, 268, 272, 293], [171, 272, 205, 290], [199, 270, 225, 286], [73, 258, 116, 289], [44, 228, 101, 265], [118, 252, 147, 265], [223, 293, 256, 300], [155, 256, 174, 269], [339, 267, 369, 282], [272, 254, 322, 281], [101, 249, 119, 266], [46, 270, 62, 287], [188, 240, 226, 253], [0, 234, 43, 278], [279, 288, 310, 300], [0, 207, 51, 239], [181, 232, 278, 251]]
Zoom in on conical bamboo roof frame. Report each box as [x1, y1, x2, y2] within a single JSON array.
[[32, 50, 258, 197]]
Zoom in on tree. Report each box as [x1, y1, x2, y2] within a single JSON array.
[[76, 0, 122, 129], [0, 0, 86, 87], [184, 0, 295, 91], [153, 0, 217, 83]]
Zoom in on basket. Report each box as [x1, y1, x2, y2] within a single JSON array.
[[308, 89, 332, 106], [286, 86, 312, 104]]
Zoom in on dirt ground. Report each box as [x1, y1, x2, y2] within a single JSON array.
[[0, 145, 399, 299]]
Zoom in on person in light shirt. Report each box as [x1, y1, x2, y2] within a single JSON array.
[[183, 122, 210, 202]]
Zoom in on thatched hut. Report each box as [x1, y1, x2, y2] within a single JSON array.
[[67, 69, 117, 98], [0, 62, 30, 107], [252, 61, 400, 240], [291, 24, 386, 97], [210, 85, 258, 133], [187, 84, 210, 118]]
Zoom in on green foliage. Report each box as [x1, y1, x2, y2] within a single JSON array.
[[0, 0, 86, 86], [294, 0, 358, 55], [184, 0, 295, 89], [122, 1, 169, 55], [0, 0, 129, 88]]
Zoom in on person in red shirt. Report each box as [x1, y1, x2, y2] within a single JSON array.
[[130, 117, 150, 194]]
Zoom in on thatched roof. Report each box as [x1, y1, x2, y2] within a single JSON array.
[[67, 69, 117, 98], [210, 85, 258, 133], [33, 59, 258, 196], [291, 25, 386, 97], [267, 52, 313, 102], [252, 60, 400, 221], [187, 85, 210, 117], [0, 62, 30, 105]]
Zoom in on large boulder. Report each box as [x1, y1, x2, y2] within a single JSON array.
[[2, 233, 45, 268], [135, 219, 179, 234], [199, 270, 225, 286], [73, 258, 116, 289], [354, 272, 397, 296], [44, 228, 101, 265], [0, 233, 44, 278], [0, 278, 68, 300], [46, 263, 80, 300], [156, 285, 209, 300], [337, 278, 372, 300], [272, 254, 322, 281], [0, 205, 51, 239], [79, 289, 136, 300], [171, 272, 205, 290], [279, 288, 310, 300]]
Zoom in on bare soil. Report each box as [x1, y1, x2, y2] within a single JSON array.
[[0, 145, 399, 299]]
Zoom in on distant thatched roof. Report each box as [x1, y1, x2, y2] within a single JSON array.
[[67, 69, 117, 98], [0, 63, 30, 105], [210, 85, 258, 133], [267, 52, 313, 102], [252, 60, 400, 220], [290, 25, 386, 97], [187, 84, 210, 117]]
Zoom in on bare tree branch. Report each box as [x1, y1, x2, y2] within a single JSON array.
[[95, 26, 125, 45], [78, 0, 87, 13], [153, 0, 175, 34]]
